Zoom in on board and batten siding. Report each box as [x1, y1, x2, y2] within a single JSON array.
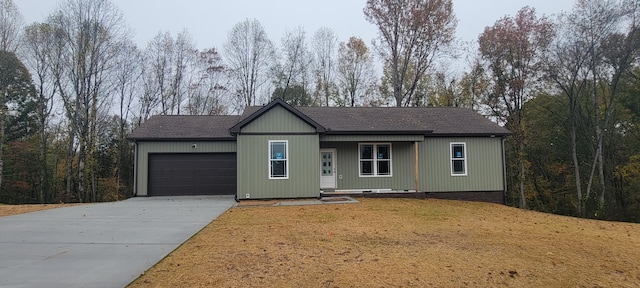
[[319, 142, 416, 190], [320, 137, 505, 193], [236, 105, 321, 199], [421, 137, 505, 192], [241, 105, 317, 133], [134, 141, 236, 196], [237, 135, 320, 199]]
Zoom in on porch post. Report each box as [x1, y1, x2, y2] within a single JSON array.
[[414, 141, 419, 192]]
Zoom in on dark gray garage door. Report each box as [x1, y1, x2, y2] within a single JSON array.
[[148, 153, 236, 196]]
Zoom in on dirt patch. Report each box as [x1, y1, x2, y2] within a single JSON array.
[[0, 203, 86, 217], [128, 198, 640, 287]]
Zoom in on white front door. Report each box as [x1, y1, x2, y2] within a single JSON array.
[[320, 149, 336, 189]]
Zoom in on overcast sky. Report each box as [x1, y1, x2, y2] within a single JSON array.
[[14, 0, 575, 69]]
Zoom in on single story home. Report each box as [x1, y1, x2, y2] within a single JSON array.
[[128, 98, 511, 203]]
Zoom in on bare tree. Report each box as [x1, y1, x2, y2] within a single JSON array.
[[224, 18, 274, 108], [142, 30, 196, 116], [170, 31, 196, 115], [0, 0, 22, 52], [575, 0, 638, 212], [478, 6, 555, 209], [47, 0, 129, 202], [364, 0, 457, 106], [22, 22, 62, 203], [543, 0, 638, 215], [185, 48, 230, 115], [337, 36, 375, 107], [544, 12, 592, 215], [112, 40, 141, 198], [272, 26, 312, 105], [311, 27, 337, 106], [140, 31, 172, 120]]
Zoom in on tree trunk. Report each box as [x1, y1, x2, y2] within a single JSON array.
[[65, 131, 74, 202], [571, 121, 583, 216], [585, 143, 599, 207], [598, 141, 606, 211], [39, 119, 47, 203], [0, 104, 6, 197], [519, 161, 526, 209], [77, 140, 85, 203]]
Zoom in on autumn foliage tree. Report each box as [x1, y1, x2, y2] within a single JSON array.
[[364, 0, 457, 107], [477, 6, 554, 209], [5, 0, 640, 224], [337, 36, 375, 107]]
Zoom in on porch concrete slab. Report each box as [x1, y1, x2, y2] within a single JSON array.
[[236, 196, 359, 207], [0, 195, 235, 288], [277, 200, 323, 206]]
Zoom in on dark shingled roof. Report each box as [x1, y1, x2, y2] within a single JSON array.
[[294, 106, 510, 136], [128, 115, 241, 140], [130, 101, 510, 141]]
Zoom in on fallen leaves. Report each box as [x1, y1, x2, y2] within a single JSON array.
[[128, 198, 640, 287]]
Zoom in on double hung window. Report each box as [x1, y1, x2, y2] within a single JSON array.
[[269, 140, 288, 179], [450, 142, 467, 176], [359, 143, 392, 177]]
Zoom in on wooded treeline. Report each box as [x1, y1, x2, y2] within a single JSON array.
[[1, 0, 639, 222]]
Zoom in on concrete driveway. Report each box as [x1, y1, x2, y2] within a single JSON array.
[[0, 196, 235, 288]]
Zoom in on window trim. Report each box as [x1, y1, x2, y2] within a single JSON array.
[[358, 143, 393, 177], [450, 142, 468, 176], [269, 140, 289, 179]]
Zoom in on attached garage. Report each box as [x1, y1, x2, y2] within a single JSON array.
[[128, 115, 241, 197], [148, 153, 237, 196]]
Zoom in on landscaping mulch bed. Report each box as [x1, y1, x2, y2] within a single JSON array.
[[127, 198, 640, 287]]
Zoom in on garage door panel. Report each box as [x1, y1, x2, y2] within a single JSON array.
[[148, 153, 237, 196]]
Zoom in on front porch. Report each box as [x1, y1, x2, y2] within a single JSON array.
[[319, 140, 422, 192]]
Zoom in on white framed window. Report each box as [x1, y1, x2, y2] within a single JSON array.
[[269, 140, 288, 179], [359, 143, 392, 177], [450, 142, 467, 176]]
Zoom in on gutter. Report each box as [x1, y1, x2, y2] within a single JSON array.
[[126, 137, 237, 142], [501, 137, 507, 205], [323, 130, 434, 135]]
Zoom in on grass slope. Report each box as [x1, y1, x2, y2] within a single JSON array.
[[0, 203, 82, 217], [127, 198, 640, 287]]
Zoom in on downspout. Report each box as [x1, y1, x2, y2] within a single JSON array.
[[501, 137, 507, 205], [415, 141, 419, 193], [133, 141, 138, 197]]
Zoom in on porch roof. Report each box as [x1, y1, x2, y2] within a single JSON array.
[[297, 106, 503, 135]]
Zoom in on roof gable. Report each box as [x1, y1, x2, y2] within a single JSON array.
[[229, 98, 326, 134]]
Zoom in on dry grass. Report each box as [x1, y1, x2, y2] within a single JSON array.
[[0, 203, 83, 217], [128, 198, 640, 287]]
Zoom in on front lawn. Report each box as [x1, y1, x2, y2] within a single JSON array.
[[128, 198, 640, 287], [0, 203, 83, 217]]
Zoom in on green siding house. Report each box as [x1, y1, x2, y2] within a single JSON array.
[[129, 99, 511, 203]]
